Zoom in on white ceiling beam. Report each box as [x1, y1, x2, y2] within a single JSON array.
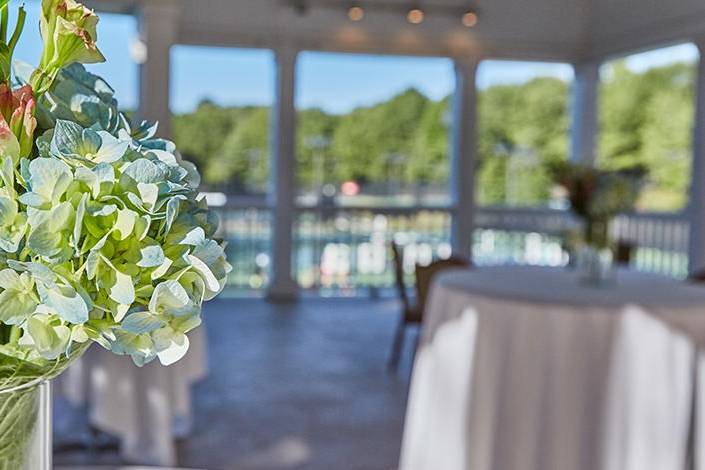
[[87, 0, 587, 62]]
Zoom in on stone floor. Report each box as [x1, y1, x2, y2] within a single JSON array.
[[54, 298, 416, 470]]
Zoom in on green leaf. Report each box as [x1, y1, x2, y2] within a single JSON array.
[[163, 197, 180, 235], [107, 267, 135, 306], [85, 249, 100, 280], [0, 155, 14, 192], [0, 195, 17, 226], [81, 323, 112, 350], [0, 288, 37, 325], [111, 330, 155, 366], [73, 192, 87, 248], [0, 120, 19, 163], [178, 227, 205, 246], [154, 328, 190, 366], [113, 208, 136, 240], [93, 131, 128, 163], [137, 182, 159, 211], [122, 158, 165, 185], [27, 203, 74, 258], [70, 325, 89, 343], [149, 280, 195, 317], [122, 311, 165, 334], [86, 201, 117, 217], [188, 254, 221, 295], [150, 257, 173, 280], [50, 120, 88, 157], [0, 43, 10, 83], [0, 268, 22, 290], [37, 283, 89, 324], [134, 214, 150, 240], [26, 316, 71, 360], [24, 157, 72, 206], [7, 261, 56, 287], [137, 243, 165, 268]]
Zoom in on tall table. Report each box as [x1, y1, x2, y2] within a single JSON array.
[[400, 266, 705, 470]]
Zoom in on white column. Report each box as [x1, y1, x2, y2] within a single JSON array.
[[137, 0, 178, 139], [570, 60, 600, 164], [688, 41, 705, 275], [267, 46, 299, 301], [450, 58, 479, 260]]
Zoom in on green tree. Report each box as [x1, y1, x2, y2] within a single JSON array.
[[172, 101, 240, 178], [477, 77, 569, 205], [410, 98, 450, 184], [170, 60, 695, 212], [296, 108, 338, 189], [215, 107, 270, 190], [599, 60, 695, 211], [330, 88, 429, 183]]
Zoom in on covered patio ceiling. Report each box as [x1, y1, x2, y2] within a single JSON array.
[[89, 0, 705, 61]]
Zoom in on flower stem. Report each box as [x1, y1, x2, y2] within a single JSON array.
[[8, 327, 19, 345], [0, 384, 40, 469], [7, 6, 25, 56], [0, 4, 8, 44]]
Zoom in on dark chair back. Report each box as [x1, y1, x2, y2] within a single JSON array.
[[415, 257, 470, 316], [615, 241, 634, 265], [391, 241, 411, 311]]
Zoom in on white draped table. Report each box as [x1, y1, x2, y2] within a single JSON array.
[[400, 266, 705, 470], [55, 327, 208, 466]]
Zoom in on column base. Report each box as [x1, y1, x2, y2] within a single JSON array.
[[266, 278, 299, 302]]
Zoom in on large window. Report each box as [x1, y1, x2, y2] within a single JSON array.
[[598, 43, 698, 212], [171, 46, 274, 196], [295, 52, 455, 208], [476, 60, 573, 207], [294, 52, 455, 293], [171, 46, 275, 292]]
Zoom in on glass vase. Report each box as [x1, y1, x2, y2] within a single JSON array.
[[0, 380, 52, 470], [576, 245, 616, 286]]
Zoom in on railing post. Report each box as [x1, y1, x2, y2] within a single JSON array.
[[137, 0, 179, 139], [688, 41, 705, 275], [570, 60, 600, 165], [267, 46, 299, 301], [450, 58, 479, 261]]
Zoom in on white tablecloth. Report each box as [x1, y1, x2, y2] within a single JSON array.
[[400, 266, 705, 470], [55, 327, 208, 466]]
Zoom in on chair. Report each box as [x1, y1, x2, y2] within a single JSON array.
[[615, 240, 634, 266], [387, 242, 470, 372], [388, 242, 421, 372], [414, 257, 471, 318]]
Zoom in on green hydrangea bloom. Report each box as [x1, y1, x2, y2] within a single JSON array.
[[0, 67, 231, 367]]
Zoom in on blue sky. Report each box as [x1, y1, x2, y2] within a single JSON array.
[[14, 0, 138, 108], [10, 0, 700, 115]]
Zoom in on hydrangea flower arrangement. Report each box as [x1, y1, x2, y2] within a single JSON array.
[[549, 160, 647, 247], [0, 1, 232, 465], [0, 0, 231, 383]]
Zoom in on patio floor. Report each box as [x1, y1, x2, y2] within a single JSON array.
[[54, 297, 414, 470]]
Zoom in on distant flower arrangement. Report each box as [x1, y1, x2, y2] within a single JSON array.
[[0, 0, 231, 382], [549, 160, 647, 247]]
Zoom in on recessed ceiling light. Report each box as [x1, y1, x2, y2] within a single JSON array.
[[407, 8, 424, 24], [348, 5, 365, 21], [461, 10, 478, 27]]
